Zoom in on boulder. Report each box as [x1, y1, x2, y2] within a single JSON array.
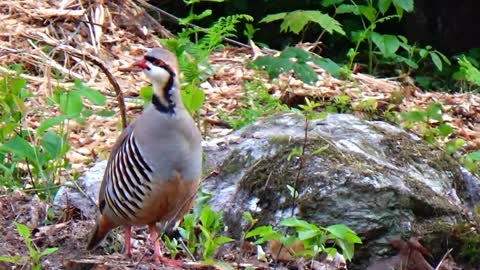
[[201, 113, 479, 267]]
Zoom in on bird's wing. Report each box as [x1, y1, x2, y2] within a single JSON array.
[[97, 123, 134, 214]]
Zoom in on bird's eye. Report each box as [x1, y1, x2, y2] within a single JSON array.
[[145, 56, 167, 68]]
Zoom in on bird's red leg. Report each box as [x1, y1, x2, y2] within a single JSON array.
[[124, 225, 132, 257], [148, 224, 183, 267]]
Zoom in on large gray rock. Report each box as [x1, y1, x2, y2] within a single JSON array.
[[54, 160, 107, 219], [200, 113, 479, 267], [54, 113, 480, 267]]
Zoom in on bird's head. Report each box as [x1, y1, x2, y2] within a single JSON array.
[[134, 48, 181, 113], [134, 48, 178, 85]]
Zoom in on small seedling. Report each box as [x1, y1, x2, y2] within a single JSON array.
[[0, 222, 58, 269]]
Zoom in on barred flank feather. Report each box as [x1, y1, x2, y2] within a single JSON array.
[[105, 131, 153, 221]]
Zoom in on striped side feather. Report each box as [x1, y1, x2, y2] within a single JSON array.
[[105, 130, 154, 221]]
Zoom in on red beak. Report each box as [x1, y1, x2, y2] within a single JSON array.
[[134, 58, 148, 69]]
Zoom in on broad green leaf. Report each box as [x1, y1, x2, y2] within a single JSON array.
[[419, 48, 429, 58], [62, 91, 83, 116], [41, 131, 62, 160], [436, 51, 451, 65], [40, 247, 58, 256], [74, 80, 106, 105], [286, 184, 298, 198], [0, 122, 18, 139], [467, 151, 480, 161], [0, 255, 20, 263], [139, 86, 153, 103], [298, 229, 321, 240], [425, 103, 443, 121], [280, 235, 298, 247], [358, 6, 377, 22], [180, 9, 213, 24], [336, 5, 376, 22], [15, 222, 31, 240], [293, 62, 318, 84], [189, 87, 205, 113], [243, 212, 256, 223], [446, 139, 465, 155], [437, 124, 454, 137], [430, 52, 443, 71], [312, 145, 329, 155], [280, 217, 317, 230], [393, 55, 418, 69], [10, 78, 27, 93], [281, 47, 311, 62], [37, 115, 70, 135], [337, 239, 355, 261], [322, 0, 345, 7], [312, 57, 341, 78], [326, 224, 362, 243], [279, 11, 311, 34], [181, 85, 205, 114], [264, 10, 344, 36], [371, 33, 400, 57], [0, 135, 36, 159], [254, 56, 294, 79], [199, 205, 216, 229], [254, 231, 281, 244], [301, 11, 345, 35], [214, 236, 234, 245], [458, 57, 480, 86], [260, 12, 287, 23], [378, 0, 393, 14], [245, 226, 275, 238], [336, 4, 358, 14], [401, 111, 425, 122], [392, 0, 414, 12]]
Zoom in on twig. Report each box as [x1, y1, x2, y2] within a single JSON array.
[[73, 51, 128, 129], [68, 180, 98, 209], [135, 0, 251, 49], [434, 248, 453, 270], [290, 117, 308, 216]]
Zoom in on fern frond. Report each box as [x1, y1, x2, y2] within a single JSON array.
[[200, 14, 253, 50]]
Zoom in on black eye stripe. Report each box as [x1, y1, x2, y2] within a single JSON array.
[[144, 56, 156, 63], [144, 56, 167, 68]]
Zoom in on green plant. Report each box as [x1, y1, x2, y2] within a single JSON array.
[[252, 47, 342, 83], [0, 69, 29, 189], [222, 78, 288, 129], [159, 0, 253, 116], [399, 102, 480, 174], [172, 189, 233, 261], [260, 10, 345, 38], [0, 222, 58, 269], [0, 72, 109, 199], [246, 217, 362, 261], [457, 56, 480, 86], [400, 103, 454, 144]]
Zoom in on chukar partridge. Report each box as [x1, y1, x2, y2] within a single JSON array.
[[87, 48, 202, 265]]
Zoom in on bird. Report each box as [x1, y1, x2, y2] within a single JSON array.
[[86, 48, 203, 265]]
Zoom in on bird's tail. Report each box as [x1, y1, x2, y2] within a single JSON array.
[[87, 214, 115, 250]]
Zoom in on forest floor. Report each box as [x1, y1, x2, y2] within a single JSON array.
[[0, 0, 479, 269]]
